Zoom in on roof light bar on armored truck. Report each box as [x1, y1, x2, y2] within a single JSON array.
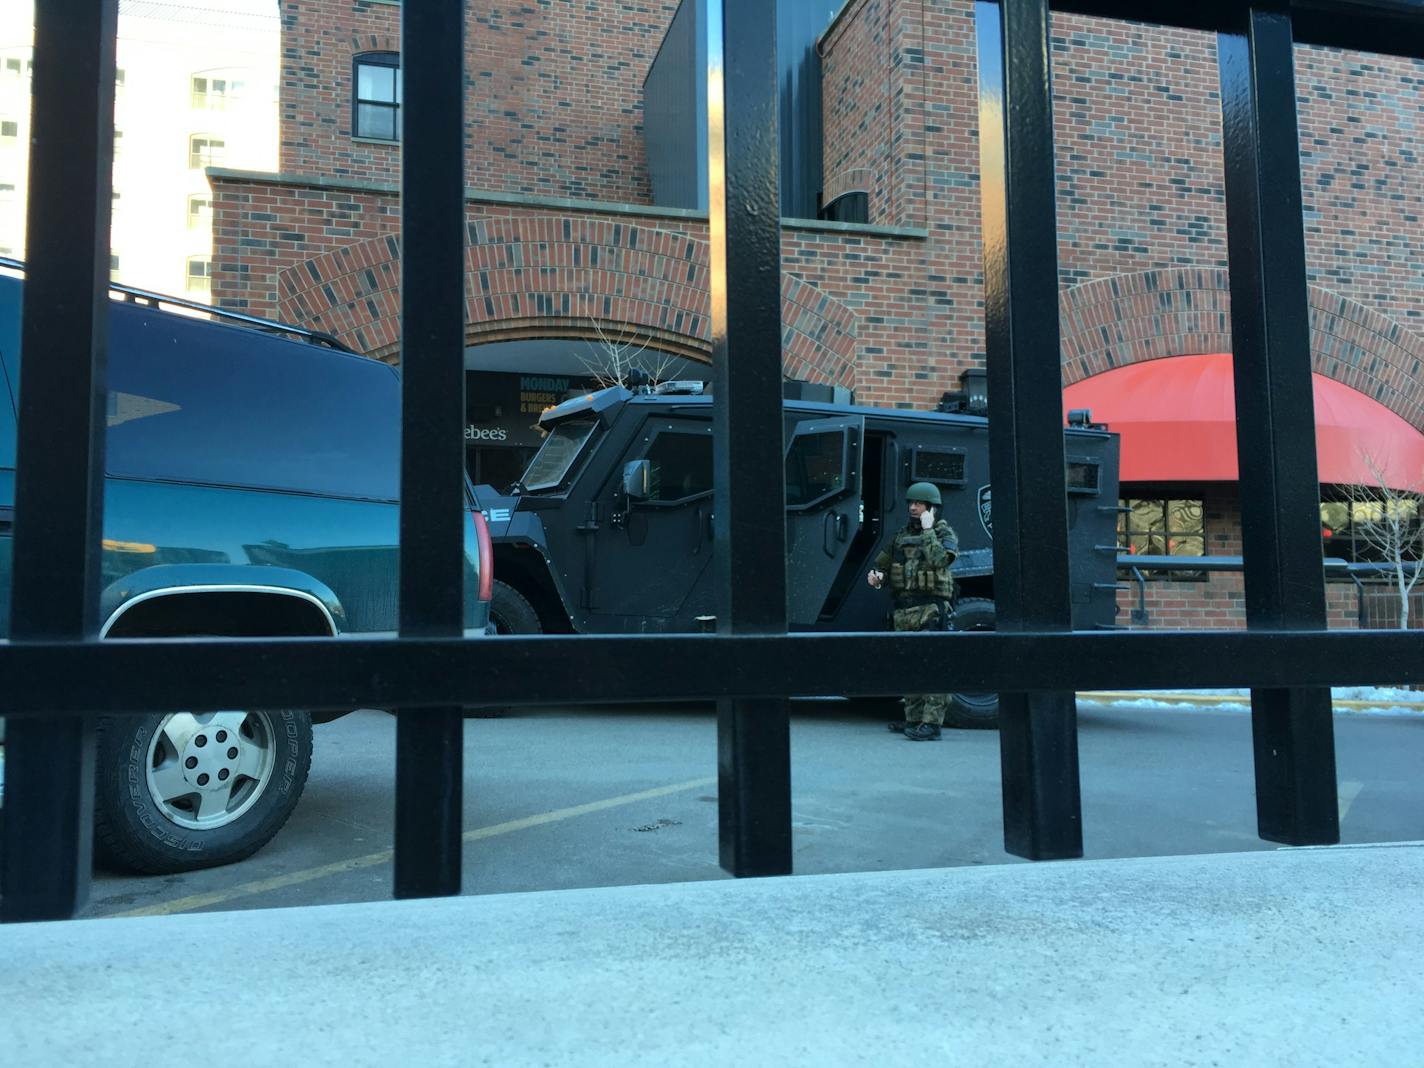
[[0, 255, 357, 353]]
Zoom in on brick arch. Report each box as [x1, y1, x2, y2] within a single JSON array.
[[352, 34, 398, 53], [1060, 267, 1424, 431], [274, 217, 859, 388]]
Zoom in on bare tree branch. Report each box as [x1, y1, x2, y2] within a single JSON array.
[[577, 320, 679, 389], [1338, 452, 1424, 629]]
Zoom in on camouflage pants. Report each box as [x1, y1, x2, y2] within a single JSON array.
[[892, 602, 949, 727]]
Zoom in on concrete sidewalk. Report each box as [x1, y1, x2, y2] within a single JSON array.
[[2, 843, 1420, 1066]]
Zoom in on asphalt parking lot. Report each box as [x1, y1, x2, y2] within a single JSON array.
[[75, 700, 1424, 920]]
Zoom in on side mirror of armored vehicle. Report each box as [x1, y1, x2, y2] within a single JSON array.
[[622, 459, 652, 501]]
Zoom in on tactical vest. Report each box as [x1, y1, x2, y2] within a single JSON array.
[[889, 522, 955, 601]]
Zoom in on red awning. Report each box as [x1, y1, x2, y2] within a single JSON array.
[[1062, 352, 1424, 489]]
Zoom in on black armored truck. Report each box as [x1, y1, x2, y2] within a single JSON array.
[[475, 380, 1121, 728]]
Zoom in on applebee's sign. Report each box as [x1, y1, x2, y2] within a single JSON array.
[[465, 424, 509, 442]]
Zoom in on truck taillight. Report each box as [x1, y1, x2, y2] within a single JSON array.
[[471, 509, 493, 602]]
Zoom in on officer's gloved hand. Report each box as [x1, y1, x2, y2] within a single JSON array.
[[919, 511, 935, 531]]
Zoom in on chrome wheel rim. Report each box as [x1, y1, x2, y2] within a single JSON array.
[[144, 712, 277, 830]]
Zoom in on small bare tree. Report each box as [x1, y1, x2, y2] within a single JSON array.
[[576, 320, 680, 389], [1339, 454, 1424, 630]]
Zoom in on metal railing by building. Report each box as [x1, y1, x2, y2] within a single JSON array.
[[3, 0, 1424, 922], [1120, 555, 1423, 631]]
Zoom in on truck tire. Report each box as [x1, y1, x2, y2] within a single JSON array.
[[489, 579, 542, 635], [93, 710, 313, 874], [946, 598, 999, 730]]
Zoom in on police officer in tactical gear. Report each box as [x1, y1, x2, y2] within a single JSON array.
[[867, 481, 959, 740]]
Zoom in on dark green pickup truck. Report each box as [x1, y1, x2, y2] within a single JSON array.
[[0, 263, 493, 873]]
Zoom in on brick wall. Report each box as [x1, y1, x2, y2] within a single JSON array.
[[281, 0, 676, 202], [254, 1, 1424, 420], [821, 0, 892, 221], [209, 173, 864, 385], [817, 3, 1424, 397]]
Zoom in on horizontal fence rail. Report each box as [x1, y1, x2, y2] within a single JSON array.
[[0, 630, 1422, 714], [5, 0, 1424, 920]]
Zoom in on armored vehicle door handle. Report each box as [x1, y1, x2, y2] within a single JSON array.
[[822, 510, 848, 556]]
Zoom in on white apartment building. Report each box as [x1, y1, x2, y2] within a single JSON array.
[[0, 0, 277, 300]]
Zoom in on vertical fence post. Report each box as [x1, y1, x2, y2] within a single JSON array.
[[0, 0, 117, 925], [1218, 8, 1339, 845], [975, 0, 1083, 861], [708, 0, 793, 877], [394, 0, 468, 899]]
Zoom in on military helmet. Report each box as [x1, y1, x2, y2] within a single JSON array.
[[905, 481, 942, 506]]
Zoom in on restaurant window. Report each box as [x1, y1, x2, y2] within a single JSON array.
[[1118, 498, 1206, 579], [1321, 497, 1422, 564]]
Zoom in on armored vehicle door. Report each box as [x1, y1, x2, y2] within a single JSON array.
[[784, 416, 864, 624], [586, 415, 715, 629]]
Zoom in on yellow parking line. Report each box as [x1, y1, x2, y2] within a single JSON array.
[[1078, 691, 1424, 710], [103, 776, 717, 919]]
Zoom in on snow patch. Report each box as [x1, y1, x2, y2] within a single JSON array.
[[1080, 685, 1423, 717]]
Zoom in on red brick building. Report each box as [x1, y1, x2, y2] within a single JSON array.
[[209, 0, 1424, 630]]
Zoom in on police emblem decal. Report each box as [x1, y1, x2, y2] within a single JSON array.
[[977, 484, 992, 538]]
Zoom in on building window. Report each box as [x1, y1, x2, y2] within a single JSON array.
[[0, 120, 17, 142], [1118, 498, 1206, 579], [3, 58, 22, 79], [188, 135, 224, 169], [0, 182, 15, 199], [187, 195, 213, 229], [115, 67, 125, 90], [191, 74, 243, 110], [113, 128, 123, 156], [353, 52, 400, 141], [186, 256, 211, 295], [110, 253, 120, 280], [1321, 498, 1422, 564]]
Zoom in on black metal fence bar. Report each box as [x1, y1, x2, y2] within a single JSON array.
[[0, 0, 117, 924], [977, 0, 1083, 861], [6, 0, 1424, 924], [393, 0, 468, 900], [7, 629, 1423, 713], [1219, 7, 1339, 846], [708, 0, 793, 878]]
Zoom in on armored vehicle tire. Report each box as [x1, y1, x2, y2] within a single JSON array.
[[93, 710, 313, 874], [489, 579, 541, 635], [946, 598, 999, 730]]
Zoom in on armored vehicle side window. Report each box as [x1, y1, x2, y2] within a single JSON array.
[[642, 430, 712, 503], [1066, 459, 1100, 494], [522, 417, 597, 493], [785, 427, 847, 509], [104, 302, 401, 500], [912, 448, 966, 487]]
